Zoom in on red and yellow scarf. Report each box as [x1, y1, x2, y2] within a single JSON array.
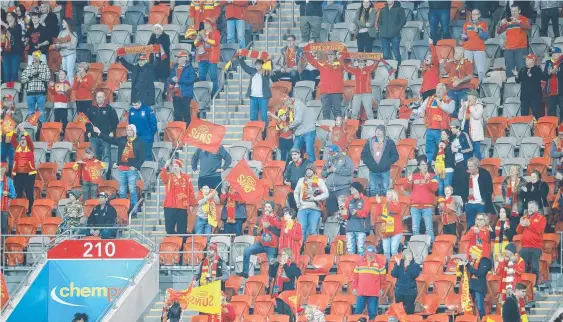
[[301, 175, 319, 201], [224, 189, 237, 224], [468, 175, 475, 201], [495, 219, 510, 243], [506, 179, 519, 208], [121, 136, 136, 162], [198, 190, 217, 227], [435, 139, 447, 178], [274, 261, 292, 293], [381, 202, 395, 234], [199, 255, 218, 286]]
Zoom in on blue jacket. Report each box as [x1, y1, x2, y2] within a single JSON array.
[[0, 177, 17, 207], [455, 131, 474, 162], [391, 260, 421, 296], [169, 63, 195, 98], [128, 104, 158, 143]]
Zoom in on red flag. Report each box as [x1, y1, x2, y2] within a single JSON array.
[[26, 111, 41, 126], [182, 119, 226, 154], [75, 112, 90, 124], [225, 159, 265, 203], [1, 115, 16, 133], [1, 271, 8, 309]]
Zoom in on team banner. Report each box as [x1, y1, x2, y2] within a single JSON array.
[[1, 114, 16, 133], [164, 281, 221, 314], [343, 52, 383, 60], [461, 269, 474, 314], [182, 119, 226, 154], [225, 159, 265, 203], [235, 49, 270, 61], [304, 41, 347, 52], [26, 111, 41, 126], [116, 44, 167, 58], [75, 112, 90, 125]]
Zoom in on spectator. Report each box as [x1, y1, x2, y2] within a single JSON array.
[[492, 207, 514, 262], [147, 24, 171, 82], [514, 54, 543, 118], [522, 170, 549, 213], [352, 245, 386, 320], [284, 148, 312, 208], [48, 69, 71, 131], [53, 18, 77, 85], [1, 12, 24, 82], [1, 95, 15, 172], [161, 159, 195, 235], [163, 302, 182, 322], [502, 165, 527, 215], [415, 83, 455, 163], [391, 249, 421, 314], [238, 201, 280, 278], [268, 108, 293, 162], [21, 51, 50, 123], [340, 56, 377, 120], [361, 124, 399, 197], [86, 192, 117, 239], [195, 18, 221, 95], [57, 189, 84, 234], [421, 38, 440, 100], [550, 124, 563, 175], [377, 0, 406, 67], [343, 182, 370, 256], [94, 124, 145, 217], [39, 1, 58, 42], [12, 124, 36, 212], [195, 185, 220, 235], [57, 1, 87, 44], [407, 155, 438, 244], [463, 245, 491, 319], [286, 95, 317, 162], [458, 157, 494, 230], [374, 189, 401, 259], [169, 51, 195, 123], [194, 243, 228, 289], [461, 9, 488, 81], [353, 0, 377, 53], [464, 213, 492, 259], [14, 5, 27, 41], [441, 47, 474, 114], [497, 4, 531, 74], [86, 91, 119, 178], [127, 99, 158, 161], [118, 53, 159, 107], [502, 283, 526, 322], [73, 62, 95, 115], [72, 313, 89, 322], [517, 200, 547, 287], [223, 0, 248, 48], [322, 145, 354, 218], [191, 146, 232, 194], [272, 34, 304, 87], [269, 248, 301, 294], [25, 12, 49, 63], [294, 163, 329, 240], [220, 182, 246, 236], [496, 242, 525, 303], [216, 294, 236, 322], [73, 147, 105, 201], [189, 0, 220, 31], [428, 0, 451, 44], [437, 186, 461, 235], [304, 49, 344, 120], [450, 120, 474, 164], [535, 0, 560, 38], [0, 167, 16, 235], [296, 0, 323, 43], [458, 91, 484, 159], [434, 129, 454, 196], [304, 306, 325, 322], [239, 55, 272, 138], [317, 116, 349, 153], [544, 47, 563, 121], [278, 207, 303, 264]]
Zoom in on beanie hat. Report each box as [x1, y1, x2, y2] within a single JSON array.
[[504, 242, 517, 254], [351, 181, 364, 195], [306, 163, 316, 173]]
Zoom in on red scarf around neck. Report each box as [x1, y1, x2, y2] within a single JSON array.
[[468, 175, 475, 201]]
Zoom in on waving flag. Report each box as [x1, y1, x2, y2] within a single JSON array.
[[26, 111, 41, 126], [75, 112, 90, 124], [1, 115, 16, 134], [182, 119, 226, 154], [226, 159, 266, 203]]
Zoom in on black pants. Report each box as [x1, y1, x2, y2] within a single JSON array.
[[520, 247, 542, 286], [54, 108, 68, 131], [521, 96, 543, 119], [540, 7, 560, 38], [271, 70, 300, 87], [198, 175, 222, 196], [548, 95, 563, 121], [357, 32, 374, 52], [76, 100, 92, 115], [164, 207, 188, 235], [14, 173, 36, 212], [422, 89, 436, 101], [395, 294, 416, 314], [1, 211, 8, 234], [443, 223, 457, 235], [172, 95, 192, 124]]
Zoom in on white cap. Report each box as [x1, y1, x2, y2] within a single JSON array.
[[153, 24, 163, 30]]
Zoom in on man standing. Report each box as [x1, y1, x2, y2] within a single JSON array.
[[272, 34, 304, 87], [361, 125, 399, 197], [25, 12, 49, 64], [283, 148, 312, 209], [353, 245, 386, 320], [128, 99, 158, 161], [191, 146, 232, 194], [428, 0, 451, 44], [463, 245, 491, 319], [535, 0, 561, 38], [161, 159, 195, 235], [304, 50, 344, 120], [0, 167, 16, 235], [450, 120, 474, 164], [458, 157, 493, 230], [20, 51, 50, 124], [87, 91, 119, 178], [441, 47, 474, 114], [461, 9, 488, 81], [377, 0, 406, 67], [321, 145, 354, 218], [502, 283, 526, 322], [543, 47, 563, 121], [517, 200, 547, 288], [223, 0, 248, 48], [296, 0, 323, 43], [118, 54, 160, 106], [86, 192, 118, 239], [194, 243, 229, 289], [169, 51, 196, 123], [497, 4, 531, 74], [293, 163, 329, 240], [147, 24, 171, 82], [287, 96, 316, 162]]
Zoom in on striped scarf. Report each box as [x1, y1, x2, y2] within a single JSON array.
[[301, 176, 319, 202], [199, 190, 217, 227], [121, 137, 136, 163]]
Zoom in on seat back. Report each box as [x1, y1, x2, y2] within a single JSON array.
[[110, 198, 130, 225], [5, 237, 27, 266]]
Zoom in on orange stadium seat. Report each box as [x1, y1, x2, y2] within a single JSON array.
[[76, 143, 91, 161], [244, 275, 268, 305], [269, 81, 292, 111], [16, 217, 38, 241], [435, 39, 456, 61], [417, 294, 441, 316], [106, 63, 129, 91], [225, 275, 243, 298], [542, 233, 560, 262], [433, 274, 457, 304], [455, 314, 479, 322], [303, 235, 328, 259], [396, 138, 417, 165], [159, 236, 183, 266], [30, 199, 56, 227], [325, 315, 346, 322], [536, 116, 558, 145], [100, 6, 122, 31], [42, 217, 62, 236], [5, 236, 27, 266], [338, 254, 361, 284], [45, 180, 68, 205], [262, 160, 285, 188], [480, 158, 501, 178], [296, 274, 320, 305], [386, 79, 408, 100], [432, 235, 457, 260], [272, 184, 291, 208], [182, 236, 207, 266], [242, 121, 266, 146], [230, 295, 251, 321], [485, 117, 508, 143], [110, 198, 131, 225], [94, 82, 114, 103], [307, 294, 330, 311], [39, 122, 62, 147], [252, 141, 274, 163], [269, 315, 290, 322], [331, 294, 355, 316], [321, 274, 346, 302], [346, 315, 368, 322], [347, 139, 366, 169], [444, 293, 462, 316], [527, 157, 550, 177], [426, 314, 450, 322], [64, 121, 86, 148], [254, 294, 275, 317], [308, 254, 334, 276], [83, 199, 100, 218], [148, 4, 171, 25], [342, 80, 356, 103], [37, 162, 59, 190], [330, 235, 348, 258], [98, 180, 119, 196], [7, 198, 29, 233]]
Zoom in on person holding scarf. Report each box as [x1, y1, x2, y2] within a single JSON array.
[[322, 145, 354, 220], [502, 165, 527, 216], [1, 94, 16, 174], [458, 91, 484, 159], [458, 245, 491, 318], [73, 147, 105, 202], [269, 248, 301, 295], [168, 50, 195, 123], [496, 242, 525, 305], [407, 155, 438, 245], [239, 55, 272, 140], [0, 167, 16, 235], [340, 55, 378, 120], [437, 185, 461, 235], [464, 213, 492, 259], [147, 24, 171, 82], [194, 243, 228, 289], [514, 53, 543, 118], [304, 49, 344, 120], [195, 18, 221, 96], [195, 185, 220, 235], [391, 249, 421, 314], [342, 182, 371, 256], [272, 34, 304, 87], [421, 38, 440, 100], [543, 47, 563, 121], [352, 245, 386, 320], [118, 53, 160, 107], [434, 129, 455, 196], [161, 159, 196, 236], [11, 123, 36, 213], [441, 47, 475, 115], [220, 182, 246, 236], [293, 163, 329, 240], [277, 207, 303, 265], [72, 62, 94, 115], [493, 207, 513, 265], [268, 108, 293, 162], [517, 200, 547, 288], [374, 188, 401, 260], [317, 116, 350, 153]]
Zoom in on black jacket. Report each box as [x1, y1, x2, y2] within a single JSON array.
[[458, 168, 494, 213], [361, 137, 399, 173], [86, 104, 120, 138], [87, 203, 117, 227], [391, 260, 421, 296], [195, 257, 228, 290], [502, 295, 522, 322], [464, 257, 491, 295], [492, 219, 515, 242], [283, 159, 312, 190], [43, 12, 59, 41], [523, 181, 550, 208], [238, 57, 273, 99], [295, 0, 323, 17], [7, 24, 24, 56], [442, 141, 455, 169], [100, 134, 145, 169], [148, 32, 171, 81], [26, 24, 50, 55], [269, 261, 301, 293], [543, 59, 563, 96], [378, 1, 406, 39], [516, 66, 543, 100], [118, 57, 159, 106]]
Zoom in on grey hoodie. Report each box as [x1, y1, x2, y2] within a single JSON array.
[[56, 29, 77, 57], [293, 176, 329, 211], [288, 98, 316, 136], [321, 152, 354, 192]]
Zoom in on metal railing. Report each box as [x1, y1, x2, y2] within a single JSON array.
[[264, 2, 281, 53]]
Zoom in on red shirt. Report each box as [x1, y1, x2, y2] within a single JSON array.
[[320, 125, 347, 151], [408, 172, 438, 208], [160, 168, 196, 210], [275, 219, 303, 263], [11, 133, 36, 175], [421, 44, 440, 93], [73, 74, 94, 101], [305, 51, 344, 94], [496, 15, 531, 50], [48, 81, 71, 103], [190, 0, 220, 28], [353, 256, 386, 297], [258, 212, 281, 248], [462, 21, 488, 51], [194, 29, 221, 64], [373, 200, 402, 236], [341, 61, 377, 94], [74, 158, 105, 185], [444, 59, 474, 90], [517, 212, 547, 249], [424, 95, 453, 130], [222, 0, 248, 20], [464, 227, 492, 259]]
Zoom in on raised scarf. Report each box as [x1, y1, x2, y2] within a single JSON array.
[[121, 136, 136, 163], [435, 140, 447, 178], [1, 176, 8, 211], [225, 190, 236, 224], [439, 196, 454, 225], [301, 176, 319, 202], [199, 190, 217, 227], [506, 178, 519, 208], [199, 255, 218, 286], [172, 64, 184, 96]]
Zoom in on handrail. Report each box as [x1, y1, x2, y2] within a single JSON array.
[[264, 2, 279, 53], [212, 64, 229, 124], [292, 1, 296, 28], [277, 1, 282, 46]]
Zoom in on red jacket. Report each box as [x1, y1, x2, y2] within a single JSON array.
[[496, 15, 531, 50], [48, 80, 71, 103], [320, 125, 347, 151], [72, 73, 94, 101], [464, 227, 492, 259], [341, 59, 377, 94], [222, 0, 248, 20], [160, 168, 196, 210], [353, 256, 386, 297], [12, 132, 36, 175], [194, 29, 221, 64], [74, 158, 105, 185], [275, 219, 303, 263], [495, 254, 525, 301], [373, 200, 402, 236], [517, 212, 547, 249], [421, 44, 440, 94], [305, 51, 344, 94], [258, 213, 281, 248], [408, 172, 438, 208], [190, 0, 220, 28]]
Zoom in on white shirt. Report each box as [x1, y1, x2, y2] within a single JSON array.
[[470, 174, 483, 204], [250, 73, 263, 98]]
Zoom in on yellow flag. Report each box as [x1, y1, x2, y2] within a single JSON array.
[[461, 269, 473, 314], [521, 314, 529, 322], [186, 280, 221, 314]]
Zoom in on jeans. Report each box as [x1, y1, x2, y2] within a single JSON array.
[[520, 247, 542, 287], [473, 141, 482, 160], [226, 19, 246, 48], [292, 130, 316, 162], [90, 138, 112, 176], [351, 93, 374, 119], [224, 219, 244, 236], [250, 97, 269, 128], [2, 53, 21, 82], [464, 50, 486, 81], [429, 8, 451, 42], [465, 203, 484, 231], [381, 36, 401, 66], [355, 295, 379, 320], [504, 48, 528, 76], [164, 208, 188, 234], [62, 54, 76, 86], [548, 95, 563, 121], [82, 182, 98, 201], [195, 216, 212, 235], [540, 7, 560, 38], [54, 108, 68, 130], [369, 171, 390, 197], [382, 233, 403, 260], [198, 60, 218, 95], [1, 143, 14, 173], [297, 208, 322, 241], [143, 141, 153, 161], [346, 231, 367, 255], [118, 170, 138, 211], [425, 129, 441, 164], [242, 242, 277, 275], [321, 93, 343, 119], [279, 138, 294, 163], [448, 89, 468, 116], [471, 291, 486, 318], [411, 207, 434, 244], [26, 94, 46, 123], [437, 172, 454, 196], [357, 32, 374, 52], [300, 15, 322, 42]]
